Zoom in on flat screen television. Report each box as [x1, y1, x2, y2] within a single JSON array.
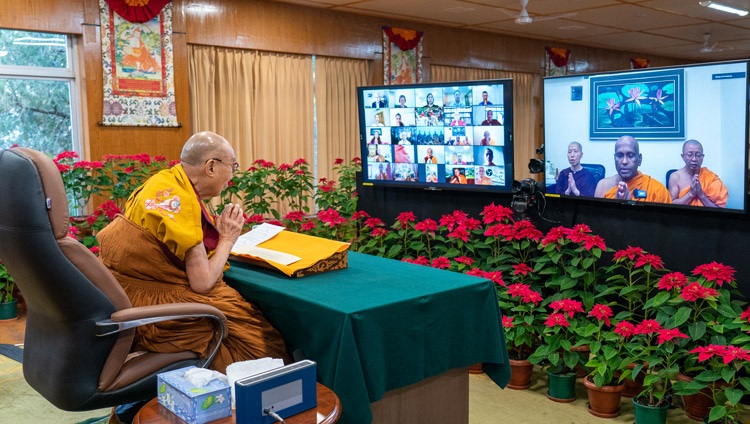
[[358, 79, 514, 193], [543, 60, 749, 213]]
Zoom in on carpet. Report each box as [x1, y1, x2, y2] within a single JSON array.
[[0, 345, 111, 424]]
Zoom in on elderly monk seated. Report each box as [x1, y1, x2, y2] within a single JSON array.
[[668, 139, 728, 208], [97, 131, 290, 373], [594, 135, 671, 203]]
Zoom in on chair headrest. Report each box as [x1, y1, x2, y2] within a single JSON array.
[[11, 147, 70, 240]]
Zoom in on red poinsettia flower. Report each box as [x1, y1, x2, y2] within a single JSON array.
[[657, 272, 688, 291], [480, 202, 513, 224], [485, 271, 505, 287], [351, 210, 370, 220], [656, 328, 688, 345], [679, 282, 718, 302], [720, 345, 750, 364], [465, 268, 486, 278], [414, 218, 438, 233], [502, 316, 515, 328], [278, 163, 291, 171], [284, 211, 306, 222], [583, 234, 606, 251], [512, 263, 533, 276], [614, 321, 636, 338], [549, 298, 584, 318], [461, 217, 482, 231], [371, 227, 388, 237], [689, 345, 723, 362], [613, 246, 645, 262], [635, 253, 664, 270], [521, 289, 542, 305], [544, 312, 570, 328], [484, 223, 510, 238], [507, 283, 531, 298], [588, 304, 613, 327], [333, 158, 344, 165], [455, 256, 474, 266], [396, 211, 416, 228], [411, 256, 430, 266], [364, 217, 385, 228], [634, 319, 662, 335], [431, 256, 451, 269], [447, 227, 470, 243], [541, 226, 568, 247], [692, 261, 736, 286], [739, 306, 750, 324], [566, 223, 592, 243]]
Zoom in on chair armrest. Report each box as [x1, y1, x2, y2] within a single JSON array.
[[96, 303, 227, 368]]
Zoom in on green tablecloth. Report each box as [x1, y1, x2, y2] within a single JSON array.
[[225, 252, 510, 424]]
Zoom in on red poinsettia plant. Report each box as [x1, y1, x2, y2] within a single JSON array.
[[620, 319, 689, 407], [528, 297, 589, 375], [675, 344, 750, 424], [498, 282, 545, 360]]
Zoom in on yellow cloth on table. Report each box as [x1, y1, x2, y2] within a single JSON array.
[[233, 231, 349, 277]]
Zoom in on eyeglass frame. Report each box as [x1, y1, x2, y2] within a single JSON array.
[[206, 157, 240, 172], [682, 152, 705, 159]]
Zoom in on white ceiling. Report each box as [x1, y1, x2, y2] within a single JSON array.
[[270, 0, 750, 61]]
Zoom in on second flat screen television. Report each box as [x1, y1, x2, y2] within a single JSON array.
[[543, 60, 749, 213], [358, 79, 514, 192]]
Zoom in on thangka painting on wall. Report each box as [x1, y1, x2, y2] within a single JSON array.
[[99, 0, 177, 127], [383, 27, 423, 85], [545, 46, 571, 77]]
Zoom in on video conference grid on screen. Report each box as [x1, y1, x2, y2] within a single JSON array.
[[360, 80, 514, 192], [543, 60, 749, 213]]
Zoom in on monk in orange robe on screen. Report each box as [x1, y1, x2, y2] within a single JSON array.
[[668, 139, 728, 208], [594, 135, 671, 203]]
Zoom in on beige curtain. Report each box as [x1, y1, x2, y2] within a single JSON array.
[[314, 56, 370, 181], [431, 65, 542, 180], [188, 45, 313, 171]]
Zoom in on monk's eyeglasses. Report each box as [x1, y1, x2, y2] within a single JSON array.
[[683, 153, 704, 159], [207, 158, 240, 172]]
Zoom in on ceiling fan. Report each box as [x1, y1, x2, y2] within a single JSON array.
[[499, 0, 577, 25], [700, 32, 733, 53]]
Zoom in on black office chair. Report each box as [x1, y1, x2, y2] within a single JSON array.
[[581, 163, 606, 186], [0, 147, 227, 411]]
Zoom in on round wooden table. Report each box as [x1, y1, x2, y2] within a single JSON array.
[[133, 382, 341, 424]]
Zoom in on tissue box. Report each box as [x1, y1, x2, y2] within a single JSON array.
[[157, 366, 232, 424]]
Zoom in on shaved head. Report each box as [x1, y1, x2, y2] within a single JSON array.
[[682, 139, 703, 153], [180, 131, 232, 165]]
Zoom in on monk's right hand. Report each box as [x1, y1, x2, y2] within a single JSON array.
[[217, 203, 244, 243], [616, 181, 631, 200]]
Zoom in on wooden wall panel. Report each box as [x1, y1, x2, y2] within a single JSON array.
[[3, 0, 689, 161], [0, 0, 84, 34], [185, 0, 687, 81], [80, 0, 191, 161]]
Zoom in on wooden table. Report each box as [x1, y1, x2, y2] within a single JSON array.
[[133, 382, 341, 424]]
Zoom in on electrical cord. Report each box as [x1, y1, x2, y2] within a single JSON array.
[[264, 408, 287, 424]]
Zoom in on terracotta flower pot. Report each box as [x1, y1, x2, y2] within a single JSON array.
[[468, 363, 484, 374], [623, 363, 647, 398], [584, 375, 625, 418], [506, 358, 534, 390], [677, 372, 716, 422]]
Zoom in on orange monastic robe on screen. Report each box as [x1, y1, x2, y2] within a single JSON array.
[[603, 172, 672, 203], [678, 167, 728, 207]]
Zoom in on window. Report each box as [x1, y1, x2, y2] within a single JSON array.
[[0, 29, 80, 156]]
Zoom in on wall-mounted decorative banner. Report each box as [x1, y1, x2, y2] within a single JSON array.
[[631, 57, 650, 69], [545, 46, 571, 76], [99, 0, 177, 127], [383, 27, 423, 85]]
